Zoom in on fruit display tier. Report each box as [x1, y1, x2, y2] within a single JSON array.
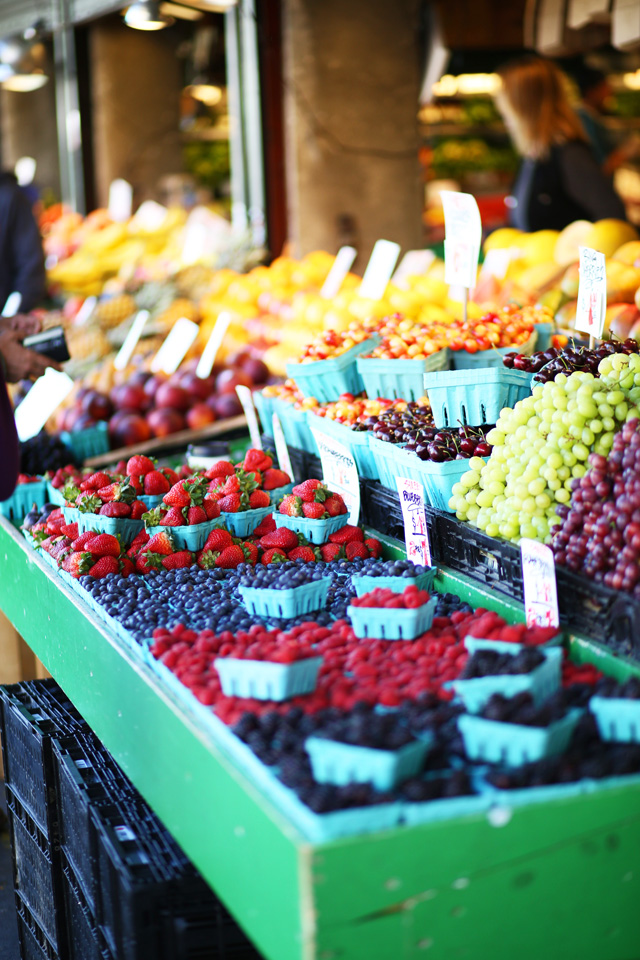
[[2, 514, 640, 960]]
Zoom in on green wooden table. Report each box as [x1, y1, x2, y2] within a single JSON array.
[[2, 516, 640, 960]]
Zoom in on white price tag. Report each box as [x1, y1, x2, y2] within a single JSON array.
[[150, 318, 199, 375], [196, 312, 231, 379], [108, 179, 133, 223], [441, 191, 482, 289], [235, 385, 262, 449], [320, 246, 357, 299], [358, 239, 401, 300], [575, 246, 606, 339], [392, 250, 436, 289], [113, 310, 150, 371], [311, 428, 360, 525], [182, 221, 208, 266], [272, 413, 295, 481], [479, 248, 513, 280], [14, 369, 74, 442], [2, 292, 22, 318], [133, 200, 168, 231], [396, 477, 431, 567], [520, 538, 559, 629]]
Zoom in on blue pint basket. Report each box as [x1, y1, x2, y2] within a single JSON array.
[[267, 483, 294, 504], [222, 506, 272, 538], [273, 511, 348, 545], [253, 391, 277, 437], [423, 367, 534, 429], [534, 322, 555, 351], [46, 483, 67, 507], [60, 422, 110, 461], [450, 331, 537, 370], [239, 578, 331, 619], [356, 350, 449, 402], [347, 596, 436, 640], [589, 696, 640, 743], [286, 336, 381, 403], [0, 480, 47, 522], [382, 444, 471, 512], [214, 655, 322, 701], [458, 709, 583, 766], [308, 416, 378, 479], [76, 513, 144, 546], [449, 644, 562, 713], [271, 398, 315, 453], [305, 736, 429, 791], [352, 569, 436, 596], [144, 515, 225, 550], [366, 435, 401, 491], [138, 494, 165, 510]]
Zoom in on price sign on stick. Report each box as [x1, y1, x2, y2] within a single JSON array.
[[396, 477, 432, 567], [320, 246, 357, 299], [272, 413, 295, 481], [196, 312, 231, 379], [311, 428, 360, 525], [520, 538, 559, 629], [392, 250, 436, 289], [108, 179, 133, 222], [235, 386, 263, 449], [442, 191, 482, 292], [575, 246, 606, 341], [358, 239, 401, 300], [150, 318, 198, 375], [114, 309, 150, 371], [15, 369, 74, 442]]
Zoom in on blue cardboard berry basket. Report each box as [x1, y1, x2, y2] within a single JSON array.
[[305, 736, 429, 791], [273, 511, 348, 545], [458, 709, 583, 766], [61, 506, 81, 525], [423, 367, 535, 429], [267, 483, 294, 505], [356, 350, 449, 402], [60, 422, 110, 461], [449, 641, 562, 713], [214, 655, 322, 701], [271, 398, 315, 453], [286, 336, 381, 403], [347, 596, 437, 640], [45, 483, 67, 507], [145, 515, 225, 551], [366, 435, 402, 491], [75, 512, 144, 546], [534, 321, 555, 352], [308, 415, 378, 479], [139, 494, 165, 510], [589, 696, 640, 742], [382, 443, 471, 512], [253, 391, 277, 438], [239, 578, 331, 619], [222, 506, 272, 538], [352, 568, 437, 596], [450, 330, 537, 370], [0, 480, 48, 522]]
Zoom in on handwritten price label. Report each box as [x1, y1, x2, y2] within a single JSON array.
[[520, 538, 559, 629], [441, 190, 482, 289], [310, 428, 360, 525], [575, 246, 606, 339], [396, 477, 432, 567]]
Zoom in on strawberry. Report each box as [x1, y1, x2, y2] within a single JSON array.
[[143, 471, 171, 495], [197, 549, 218, 570], [162, 467, 179, 485], [162, 507, 186, 527], [292, 479, 327, 503], [364, 537, 382, 558], [162, 551, 195, 570], [115, 459, 128, 475], [203, 498, 221, 520], [129, 529, 150, 552], [329, 525, 364, 544], [163, 481, 191, 508], [242, 542, 259, 565], [261, 468, 291, 490], [259, 528, 299, 551], [50, 540, 72, 564], [187, 506, 208, 525], [261, 547, 288, 565], [248, 490, 270, 509], [75, 493, 102, 514], [80, 472, 112, 492], [243, 448, 272, 473], [72, 531, 99, 551], [222, 474, 241, 494], [302, 502, 326, 519], [345, 541, 369, 561], [202, 528, 234, 552], [146, 531, 175, 555], [62, 551, 93, 578], [88, 556, 120, 578], [214, 545, 245, 569], [126, 455, 155, 477], [319, 543, 343, 563], [218, 493, 244, 513], [324, 495, 346, 517], [130, 500, 147, 520], [60, 522, 79, 540], [253, 514, 276, 537], [288, 546, 318, 563], [97, 479, 137, 503], [120, 557, 135, 578], [99, 502, 131, 518], [83, 533, 122, 558], [204, 461, 235, 481], [279, 495, 303, 517], [135, 552, 164, 574], [129, 476, 144, 495]]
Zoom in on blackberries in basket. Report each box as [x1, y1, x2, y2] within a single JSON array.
[[460, 647, 545, 680], [481, 691, 567, 727]]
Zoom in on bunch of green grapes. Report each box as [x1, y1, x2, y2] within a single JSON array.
[[450, 353, 640, 544]]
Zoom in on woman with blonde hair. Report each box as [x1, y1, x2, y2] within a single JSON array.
[[495, 56, 626, 231]]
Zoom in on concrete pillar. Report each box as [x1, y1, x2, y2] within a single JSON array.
[[0, 49, 61, 202], [90, 18, 184, 209], [282, 0, 424, 265]]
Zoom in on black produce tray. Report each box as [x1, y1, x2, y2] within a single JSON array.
[[15, 897, 60, 960], [62, 855, 113, 960], [6, 790, 66, 955]]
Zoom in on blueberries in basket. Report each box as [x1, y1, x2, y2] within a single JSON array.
[[481, 691, 567, 727], [460, 647, 544, 680]]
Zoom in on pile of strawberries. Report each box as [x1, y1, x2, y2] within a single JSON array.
[[46, 464, 82, 491], [16, 474, 42, 485], [29, 510, 134, 579], [62, 454, 182, 520], [278, 479, 348, 520], [142, 476, 221, 528], [255, 523, 381, 564], [203, 448, 290, 514], [351, 585, 431, 609]]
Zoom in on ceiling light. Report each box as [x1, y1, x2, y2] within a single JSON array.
[[123, 1, 174, 30], [0, 35, 48, 92], [2, 71, 48, 92], [432, 73, 500, 97], [160, 2, 203, 20], [184, 83, 222, 105]]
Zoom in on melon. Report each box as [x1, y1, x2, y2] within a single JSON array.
[[554, 220, 593, 266], [584, 219, 639, 258]]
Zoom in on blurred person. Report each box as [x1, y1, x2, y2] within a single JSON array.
[[0, 170, 46, 314], [495, 56, 627, 232]]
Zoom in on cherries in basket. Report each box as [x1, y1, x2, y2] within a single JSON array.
[[404, 424, 493, 462]]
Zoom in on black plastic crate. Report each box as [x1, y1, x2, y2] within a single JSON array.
[[62, 854, 113, 960], [15, 897, 60, 960], [6, 790, 66, 955]]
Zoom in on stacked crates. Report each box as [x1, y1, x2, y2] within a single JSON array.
[[0, 679, 263, 960]]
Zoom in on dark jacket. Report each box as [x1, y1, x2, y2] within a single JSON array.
[[509, 140, 627, 232], [0, 364, 18, 500], [0, 172, 45, 313]]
